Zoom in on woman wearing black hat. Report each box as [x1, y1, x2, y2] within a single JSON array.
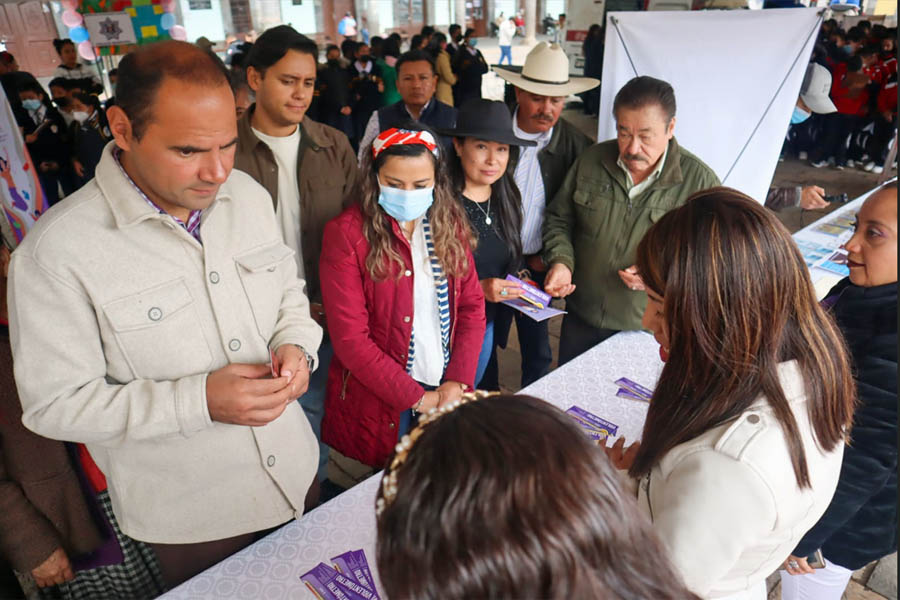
[[445, 99, 536, 388]]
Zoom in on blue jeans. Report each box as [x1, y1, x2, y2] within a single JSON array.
[[474, 319, 494, 387], [301, 340, 333, 481], [499, 45, 513, 65]]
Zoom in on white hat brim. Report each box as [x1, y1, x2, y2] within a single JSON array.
[[493, 67, 600, 97], [801, 91, 837, 114]]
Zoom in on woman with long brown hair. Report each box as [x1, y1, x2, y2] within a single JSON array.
[[376, 393, 701, 600], [607, 187, 856, 600], [319, 124, 485, 469]]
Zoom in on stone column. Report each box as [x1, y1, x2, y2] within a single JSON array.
[[455, 0, 466, 26], [523, 0, 536, 44], [366, 0, 380, 36]]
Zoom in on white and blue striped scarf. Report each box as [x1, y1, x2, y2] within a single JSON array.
[[405, 216, 451, 375]]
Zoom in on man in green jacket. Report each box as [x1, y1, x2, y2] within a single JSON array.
[[543, 76, 720, 365]]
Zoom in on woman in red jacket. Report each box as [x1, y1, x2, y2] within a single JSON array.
[[319, 125, 486, 468]]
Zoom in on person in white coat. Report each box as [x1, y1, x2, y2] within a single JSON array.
[[606, 187, 856, 600], [498, 17, 517, 66]]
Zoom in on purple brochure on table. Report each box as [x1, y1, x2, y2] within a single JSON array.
[[352, 550, 377, 594], [331, 550, 376, 596], [616, 388, 646, 401], [501, 275, 566, 322], [301, 563, 369, 600], [333, 572, 378, 600], [614, 377, 653, 401], [565, 406, 619, 442]]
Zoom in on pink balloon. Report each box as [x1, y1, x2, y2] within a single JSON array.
[[77, 40, 95, 61], [60, 0, 77, 9], [169, 25, 187, 40], [62, 9, 83, 28], [161, 0, 176, 12]]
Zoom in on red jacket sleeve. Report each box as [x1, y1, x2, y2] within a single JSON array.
[[442, 247, 486, 387], [320, 218, 425, 411]]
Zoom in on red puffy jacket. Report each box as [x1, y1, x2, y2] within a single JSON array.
[[319, 204, 486, 467]]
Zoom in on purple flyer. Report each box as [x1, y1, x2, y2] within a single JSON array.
[[331, 550, 375, 595], [565, 406, 618, 442], [333, 573, 378, 600], [352, 550, 377, 594], [500, 275, 567, 322], [301, 563, 370, 600], [616, 388, 649, 402], [614, 377, 654, 400]]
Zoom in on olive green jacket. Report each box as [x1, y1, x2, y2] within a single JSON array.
[[542, 137, 720, 331]]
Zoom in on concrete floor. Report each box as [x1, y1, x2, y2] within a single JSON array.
[[327, 37, 897, 600]]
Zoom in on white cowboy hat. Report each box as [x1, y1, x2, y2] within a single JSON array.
[[493, 42, 600, 97]]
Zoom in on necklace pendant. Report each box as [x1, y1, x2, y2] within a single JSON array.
[[485, 216, 492, 225]]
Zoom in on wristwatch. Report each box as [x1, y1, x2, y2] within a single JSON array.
[[293, 344, 316, 372]]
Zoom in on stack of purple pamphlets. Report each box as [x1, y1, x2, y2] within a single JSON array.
[[614, 377, 653, 402], [565, 406, 619, 443], [300, 549, 381, 600]]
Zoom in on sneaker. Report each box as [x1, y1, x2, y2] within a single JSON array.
[[863, 161, 876, 172], [846, 159, 856, 168], [835, 163, 845, 170], [810, 159, 828, 168], [872, 165, 884, 174], [798, 151, 808, 160]]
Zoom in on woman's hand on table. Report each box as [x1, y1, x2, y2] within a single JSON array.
[[437, 381, 466, 406], [604, 436, 641, 470], [481, 278, 521, 303]]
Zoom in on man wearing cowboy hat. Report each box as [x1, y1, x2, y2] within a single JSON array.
[[543, 75, 719, 366], [490, 42, 597, 388]]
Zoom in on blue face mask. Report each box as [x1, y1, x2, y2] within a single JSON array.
[[378, 184, 434, 222], [790, 106, 811, 124], [469, 39, 478, 48], [842, 45, 853, 55], [21, 98, 41, 111]]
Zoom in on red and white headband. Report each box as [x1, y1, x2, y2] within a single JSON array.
[[372, 128, 440, 159]]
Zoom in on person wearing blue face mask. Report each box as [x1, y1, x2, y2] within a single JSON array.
[[318, 124, 486, 469], [452, 29, 488, 108], [16, 80, 71, 207], [766, 63, 838, 213]]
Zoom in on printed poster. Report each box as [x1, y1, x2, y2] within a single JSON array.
[[0, 89, 46, 247]]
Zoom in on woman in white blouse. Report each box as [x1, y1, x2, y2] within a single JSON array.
[[607, 187, 856, 600]]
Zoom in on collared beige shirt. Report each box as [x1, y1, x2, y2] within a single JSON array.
[[9, 143, 323, 544], [617, 145, 669, 200]]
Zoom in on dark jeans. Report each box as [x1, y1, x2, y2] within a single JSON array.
[[866, 114, 897, 165], [514, 267, 553, 388], [558, 311, 619, 367], [812, 112, 859, 165], [302, 339, 333, 482]]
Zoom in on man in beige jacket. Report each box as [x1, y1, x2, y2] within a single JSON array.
[[8, 41, 322, 588]]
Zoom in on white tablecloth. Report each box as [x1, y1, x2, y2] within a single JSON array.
[[161, 331, 663, 599], [163, 181, 892, 599]]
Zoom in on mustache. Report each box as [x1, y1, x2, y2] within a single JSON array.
[[624, 153, 649, 163], [532, 113, 555, 122]]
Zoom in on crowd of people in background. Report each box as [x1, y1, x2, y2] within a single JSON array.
[[785, 18, 898, 174], [0, 14, 895, 600]]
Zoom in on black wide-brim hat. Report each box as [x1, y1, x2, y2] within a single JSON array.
[[438, 99, 537, 147]]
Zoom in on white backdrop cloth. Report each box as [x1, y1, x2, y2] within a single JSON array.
[[598, 8, 823, 203]]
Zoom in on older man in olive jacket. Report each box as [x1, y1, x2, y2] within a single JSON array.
[[543, 76, 720, 365]]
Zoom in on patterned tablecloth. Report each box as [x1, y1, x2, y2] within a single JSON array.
[[162, 331, 664, 600]]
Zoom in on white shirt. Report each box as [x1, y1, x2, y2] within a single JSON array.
[[617, 145, 668, 200], [512, 110, 553, 255], [408, 219, 443, 386], [499, 20, 517, 46], [252, 126, 305, 281]]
